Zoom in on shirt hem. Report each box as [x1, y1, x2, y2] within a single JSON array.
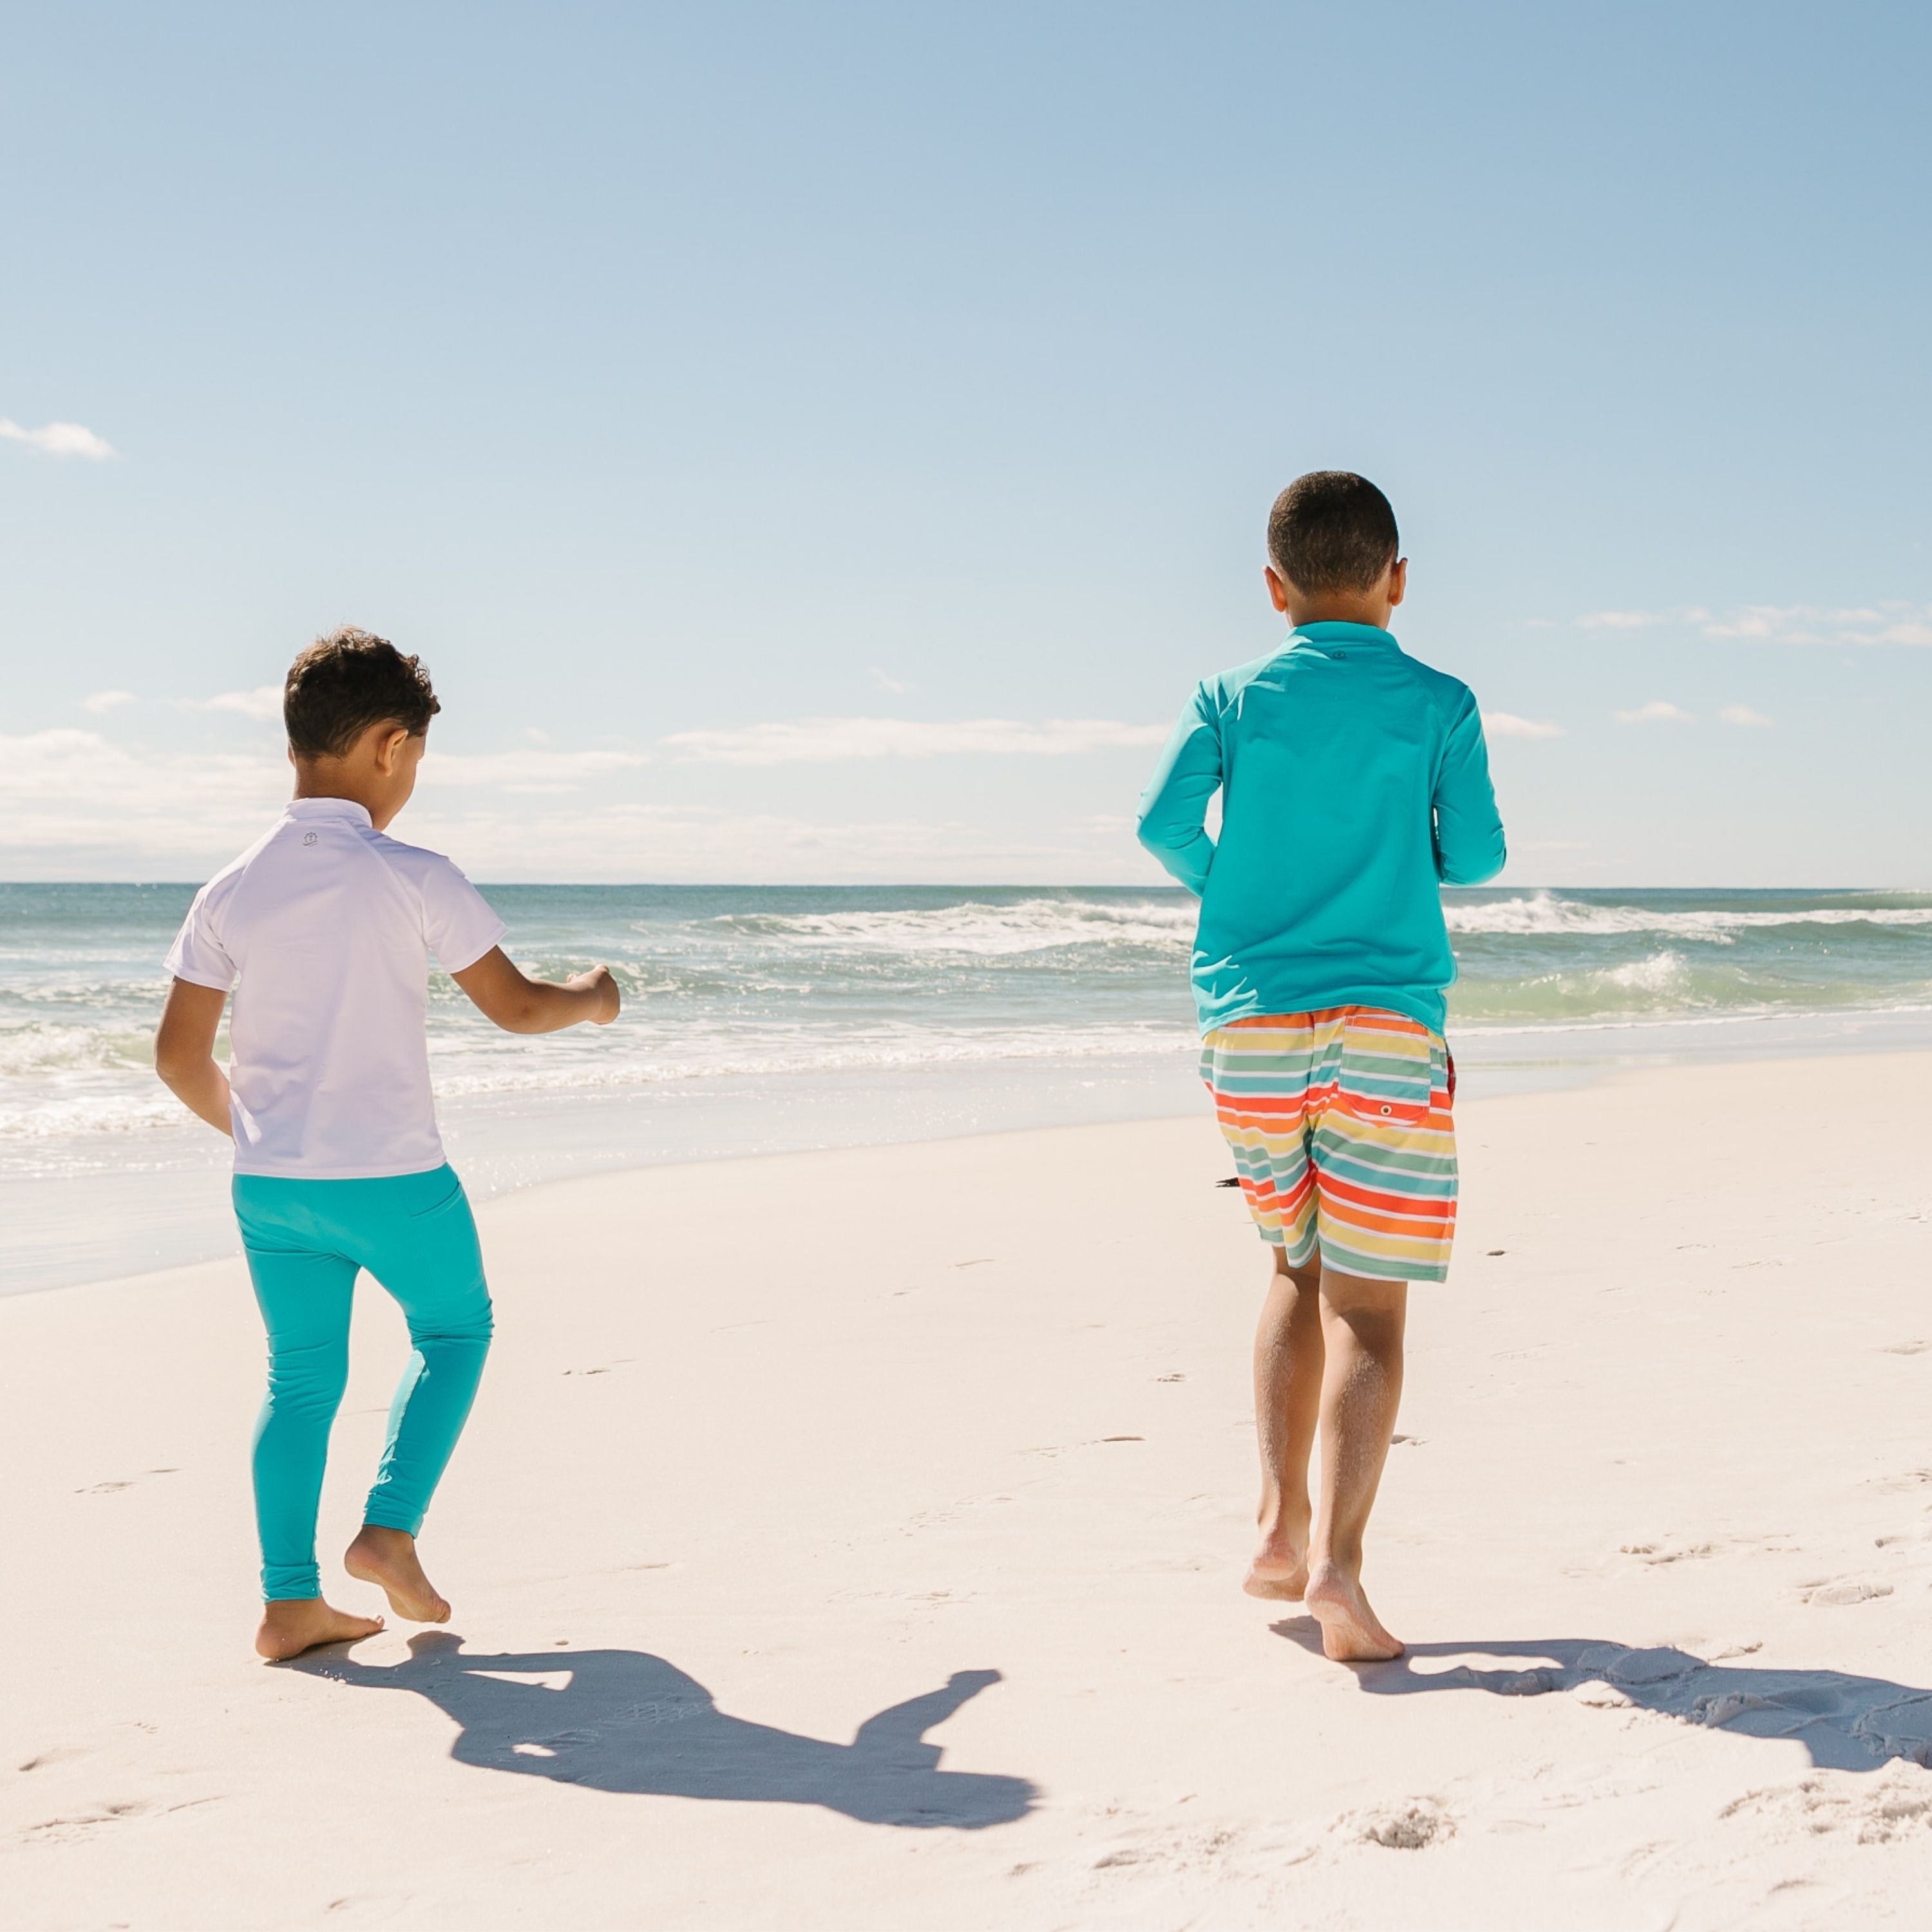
[[439, 921, 508, 975], [1197, 987, 1449, 1036], [166, 963, 236, 992], [230, 1153, 453, 1182]]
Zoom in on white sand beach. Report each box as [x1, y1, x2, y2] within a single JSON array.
[[10, 1052, 1932, 1929]]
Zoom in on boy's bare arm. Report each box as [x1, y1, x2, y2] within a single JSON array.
[[451, 947, 621, 1034], [155, 979, 235, 1135]]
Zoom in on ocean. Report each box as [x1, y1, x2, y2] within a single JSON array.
[[6, 882, 1931, 1294]]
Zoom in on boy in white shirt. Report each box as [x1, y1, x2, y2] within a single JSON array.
[[156, 628, 620, 1661]]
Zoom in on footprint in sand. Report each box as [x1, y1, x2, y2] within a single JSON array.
[[75, 1468, 179, 1496], [1852, 1696, 1932, 1766], [1724, 1768, 1932, 1839], [1619, 1539, 1718, 1566], [1344, 1799, 1455, 1850], [1801, 1579, 1895, 1607], [1871, 1468, 1932, 1494], [1599, 1645, 1701, 1687]]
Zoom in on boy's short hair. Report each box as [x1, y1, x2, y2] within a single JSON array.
[[1266, 472, 1399, 594], [284, 627, 440, 759]]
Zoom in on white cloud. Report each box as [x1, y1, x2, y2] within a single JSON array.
[[0, 417, 117, 459], [1577, 601, 1932, 646], [1614, 700, 1696, 724], [80, 690, 135, 714], [1719, 704, 1774, 728], [1701, 603, 1932, 646], [1577, 610, 1671, 630], [0, 729, 285, 863], [185, 685, 285, 722], [1482, 711, 1565, 741], [399, 801, 1128, 882], [869, 667, 914, 696], [0, 726, 1166, 884], [422, 746, 649, 795], [659, 716, 1170, 765]]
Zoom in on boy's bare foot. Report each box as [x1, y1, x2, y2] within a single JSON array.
[[1304, 1562, 1403, 1662], [256, 1598, 384, 1662], [1243, 1544, 1309, 1601], [345, 1525, 451, 1624]]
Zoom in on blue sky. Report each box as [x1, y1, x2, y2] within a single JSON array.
[[4, 2, 1929, 884]]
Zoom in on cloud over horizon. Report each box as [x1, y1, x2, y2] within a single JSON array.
[[660, 717, 1170, 765], [0, 417, 117, 459], [0, 727, 1142, 884], [1614, 700, 1696, 724], [1578, 601, 1932, 647], [1483, 711, 1566, 741], [184, 685, 284, 721]]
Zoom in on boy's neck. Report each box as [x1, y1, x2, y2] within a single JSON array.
[[288, 723, 424, 833], [290, 767, 400, 832], [1283, 595, 1394, 630], [1266, 558, 1406, 631]]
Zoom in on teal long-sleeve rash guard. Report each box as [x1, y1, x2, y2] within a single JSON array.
[[1135, 621, 1506, 1036]]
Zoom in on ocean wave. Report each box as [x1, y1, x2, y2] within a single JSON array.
[[424, 1024, 1200, 1095], [709, 898, 1195, 956], [1446, 891, 1932, 943], [0, 1021, 159, 1076], [0, 1092, 186, 1139], [0, 1023, 1201, 1137]]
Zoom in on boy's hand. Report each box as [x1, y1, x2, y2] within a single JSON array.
[[570, 964, 621, 1025], [452, 948, 621, 1034]]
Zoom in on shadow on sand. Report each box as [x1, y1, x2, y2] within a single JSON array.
[[296, 1633, 1036, 1828], [1273, 1620, 1932, 1772]]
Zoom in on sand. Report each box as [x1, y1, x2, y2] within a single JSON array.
[[8, 1052, 1932, 1929]]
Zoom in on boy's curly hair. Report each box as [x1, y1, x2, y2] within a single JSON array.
[[284, 627, 440, 759]]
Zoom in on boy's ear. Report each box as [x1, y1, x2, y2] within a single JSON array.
[[1264, 565, 1292, 615], [1386, 557, 1408, 610], [371, 724, 412, 775]]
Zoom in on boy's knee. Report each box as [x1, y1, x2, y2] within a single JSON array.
[[263, 1338, 349, 1402], [1319, 1269, 1408, 1320], [261, 1372, 348, 1420], [1271, 1248, 1321, 1292], [411, 1303, 493, 1350]]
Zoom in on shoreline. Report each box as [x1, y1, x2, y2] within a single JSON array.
[[14, 1009, 1932, 1299]]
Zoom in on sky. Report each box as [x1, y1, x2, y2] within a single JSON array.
[[4, 1, 1930, 887]]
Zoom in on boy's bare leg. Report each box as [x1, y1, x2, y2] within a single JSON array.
[[1304, 1270, 1408, 1661], [344, 1525, 452, 1625], [256, 1598, 384, 1662], [1245, 1250, 1325, 1599]]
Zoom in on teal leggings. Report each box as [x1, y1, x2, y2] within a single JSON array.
[[233, 1165, 493, 1602]]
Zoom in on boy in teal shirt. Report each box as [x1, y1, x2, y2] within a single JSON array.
[[1138, 473, 1504, 1660]]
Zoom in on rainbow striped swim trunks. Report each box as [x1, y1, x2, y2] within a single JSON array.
[[1200, 1007, 1457, 1283]]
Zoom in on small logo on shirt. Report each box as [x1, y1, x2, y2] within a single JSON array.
[[302, 831, 318, 846]]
